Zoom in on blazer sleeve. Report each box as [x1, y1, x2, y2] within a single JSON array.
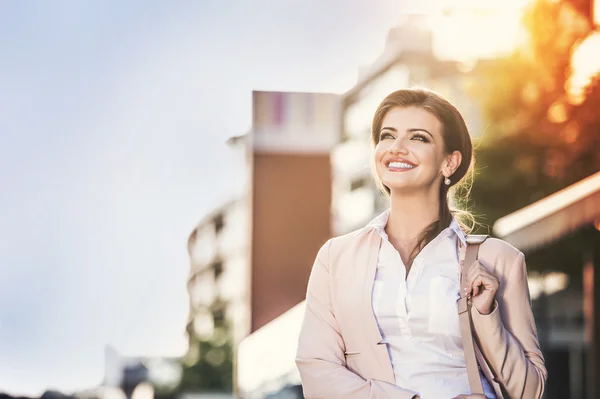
[[471, 251, 547, 399], [295, 239, 420, 399]]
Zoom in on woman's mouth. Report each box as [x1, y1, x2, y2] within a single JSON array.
[[386, 161, 416, 171]]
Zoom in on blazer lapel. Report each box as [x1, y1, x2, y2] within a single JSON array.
[[362, 229, 383, 345], [360, 228, 396, 384]]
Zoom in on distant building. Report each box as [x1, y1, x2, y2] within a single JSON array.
[[185, 199, 251, 360], [186, 91, 339, 397], [103, 345, 182, 397], [493, 171, 600, 399]]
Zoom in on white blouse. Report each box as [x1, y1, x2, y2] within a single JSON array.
[[369, 210, 496, 399]]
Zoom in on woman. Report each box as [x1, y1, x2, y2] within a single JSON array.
[[295, 89, 547, 399]]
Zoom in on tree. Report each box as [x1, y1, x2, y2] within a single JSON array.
[[177, 325, 234, 393], [470, 0, 599, 234]]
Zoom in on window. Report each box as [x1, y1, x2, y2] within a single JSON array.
[[214, 213, 224, 233], [350, 176, 369, 191], [190, 225, 217, 266], [214, 261, 224, 280], [217, 256, 246, 302], [218, 203, 249, 254], [191, 272, 216, 308], [193, 309, 214, 339], [340, 126, 351, 143], [212, 308, 226, 328]]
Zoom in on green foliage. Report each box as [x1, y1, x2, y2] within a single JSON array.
[[178, 327, 234, 393]]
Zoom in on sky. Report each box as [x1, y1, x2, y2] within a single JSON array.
[[0, 0, 408, 395]]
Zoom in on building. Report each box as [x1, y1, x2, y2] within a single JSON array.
[[184, 198, 251, 396], [186, 199, 251, 358], [493, 171, 600, 399], [246, 91, 338, 333], [186, 91, 340, 397], [70, 346, 183, 399]]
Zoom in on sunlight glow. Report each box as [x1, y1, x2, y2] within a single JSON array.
[[528, 271, 569, 300], [547, 101, 568, 124], [430, 1, 531, 61], [567, 32, 600, 104], [544, 272, 569, 296]]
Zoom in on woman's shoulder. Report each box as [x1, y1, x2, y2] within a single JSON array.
[[479, 236, 522, 257], [478, 236, 526, 273], [313, 226, 376, 269], [328, 226, 374, 251]]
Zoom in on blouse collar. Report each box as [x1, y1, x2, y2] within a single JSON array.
[[365, 209, 467, 247]]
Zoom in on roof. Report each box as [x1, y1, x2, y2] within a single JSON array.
[[493, 171, 600, 251]]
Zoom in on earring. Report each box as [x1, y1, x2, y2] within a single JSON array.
[[444, 177, 451, 186]]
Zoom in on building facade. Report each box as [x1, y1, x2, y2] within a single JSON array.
[[185, 199, 251, 364], [186, 91, 339, 397], [493, 171, 600, 399]]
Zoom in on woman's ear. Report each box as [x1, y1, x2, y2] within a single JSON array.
[[443, 151, 462, 177]]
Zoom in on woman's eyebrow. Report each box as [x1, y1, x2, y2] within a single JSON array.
[[407, 128, 434, 139], [381, 127, 434, 139]]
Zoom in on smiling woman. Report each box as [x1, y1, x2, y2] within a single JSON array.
[[296, 88, 547, 399], [371, 89, 473, 265]]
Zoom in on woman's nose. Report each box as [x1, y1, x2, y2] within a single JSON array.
[[389, 138, 408, 154]]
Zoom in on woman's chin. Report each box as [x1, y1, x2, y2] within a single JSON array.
[[382, 178, 414, 189], [385, 181, 428, 194]]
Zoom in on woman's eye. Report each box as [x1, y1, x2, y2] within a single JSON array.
[[411, 134, 429, 142], [380, 132, 394, 140]]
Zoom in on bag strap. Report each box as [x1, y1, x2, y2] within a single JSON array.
[[458, 234, 489, 395]]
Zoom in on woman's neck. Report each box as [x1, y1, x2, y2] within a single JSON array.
[[386, 190, 440, 245]]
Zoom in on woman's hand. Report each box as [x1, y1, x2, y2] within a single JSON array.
[[463, 260, 499, 315]]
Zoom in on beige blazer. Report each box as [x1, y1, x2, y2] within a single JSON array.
[[295, 225, 547, 399]]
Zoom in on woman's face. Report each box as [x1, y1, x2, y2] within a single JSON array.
[[374, 106, 460, 194]]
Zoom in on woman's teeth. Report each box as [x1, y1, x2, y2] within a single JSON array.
[[388, 162, 415, 169]]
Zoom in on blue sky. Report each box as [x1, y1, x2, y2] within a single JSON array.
[[0, 0, 409, 395]]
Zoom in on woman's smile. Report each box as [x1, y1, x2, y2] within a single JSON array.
[[385, 158, 417, 172]]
